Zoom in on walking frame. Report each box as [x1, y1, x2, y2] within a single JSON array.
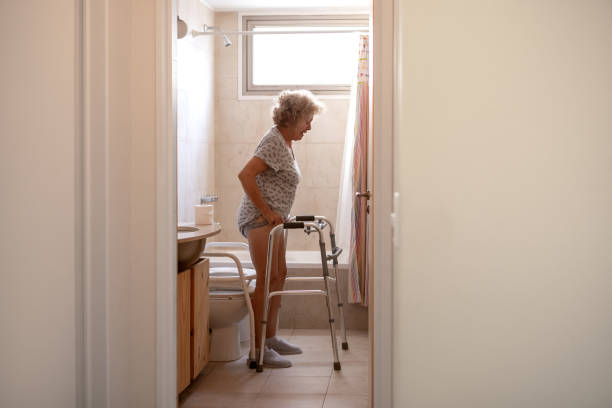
[[255, 215, 349, 372]]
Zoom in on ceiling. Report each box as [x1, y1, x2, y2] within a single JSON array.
[[202, 0, 369, 11]]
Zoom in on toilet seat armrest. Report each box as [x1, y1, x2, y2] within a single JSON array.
[[205, 242, 249, 250], [202, 252, 249, 284]]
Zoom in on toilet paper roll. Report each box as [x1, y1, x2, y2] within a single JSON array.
[[194, 204, 214, 225]]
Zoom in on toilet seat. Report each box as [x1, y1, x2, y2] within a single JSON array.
[[209, 280, 256, 299]]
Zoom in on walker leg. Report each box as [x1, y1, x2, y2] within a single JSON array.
[[332, 264, 349, 350], [328, 230, 349, 350], [257, 230, 278, 373], [319, 240, 341, 371], [257, 314, 268, 372]]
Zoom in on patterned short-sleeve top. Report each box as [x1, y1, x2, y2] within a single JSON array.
[[237, 126, 301, 235]]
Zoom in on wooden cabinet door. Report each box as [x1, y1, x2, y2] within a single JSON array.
[[177, 269, 191, 393], [192, 258, 209, 379]]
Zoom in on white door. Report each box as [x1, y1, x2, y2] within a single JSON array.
[[393, 2, 612, 407]]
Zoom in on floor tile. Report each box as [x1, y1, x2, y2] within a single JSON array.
[[179, 392, 257, 408], [338, 347, 369, 362], [327, 375, 368, 396], [277, 328, 294, 337], [269, 361, 333, 377], [207, 358, 269, 379], [290, 349, 337, 364], [192, 369, 269, 393], [323, 394, 369, 408], [254, 393, 326, 408], [179, 329, 370, 407], [292, 328, 336, 337], [334, 360, 368, 377], [261, 375, 330, 395]]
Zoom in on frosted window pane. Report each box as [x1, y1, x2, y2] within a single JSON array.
[[252, 26, 362, 86]]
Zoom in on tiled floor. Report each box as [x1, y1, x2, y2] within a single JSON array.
[[179, 329, 369, 408]]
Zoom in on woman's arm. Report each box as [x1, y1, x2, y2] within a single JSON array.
[[238, 156, 284, 225]]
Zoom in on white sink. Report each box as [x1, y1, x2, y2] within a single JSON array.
[[177, 224, 221, 271], [177, 226, 198, 233], [177, 226, 205, 271]]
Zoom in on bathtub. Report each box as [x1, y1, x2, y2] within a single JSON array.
[[210, 249, 348, 270], [208, 250, 367, 330]]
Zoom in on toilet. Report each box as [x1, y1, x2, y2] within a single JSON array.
[[208, 267, 256, 362]]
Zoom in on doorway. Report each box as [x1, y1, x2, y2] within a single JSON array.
[[168, 1, 395, 407]]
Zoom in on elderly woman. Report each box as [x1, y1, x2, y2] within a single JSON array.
[[237, 90, 323, 368]]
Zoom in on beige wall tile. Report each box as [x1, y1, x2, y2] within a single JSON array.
[[215, 51, 238, 78], [310, 187, 341, 226], [306, 143, 344, 188], [309, 100, 351, 144], [212, 186, 246, 244], [216, 100, 261, 143], [214, 12, 238, 31], [212, 11, 355, 255], [177, 0, 215, 226], [178, 140, 215, 223], [215, 143, 254, 188], [216, 75, 238, 101]]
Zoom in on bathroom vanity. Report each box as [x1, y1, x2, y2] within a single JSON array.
[[177, 223, 221, 394]]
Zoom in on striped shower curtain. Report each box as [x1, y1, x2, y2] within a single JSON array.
[[336, 35, 369, 306]]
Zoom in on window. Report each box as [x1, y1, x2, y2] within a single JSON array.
[[241, 15, 369, 96]]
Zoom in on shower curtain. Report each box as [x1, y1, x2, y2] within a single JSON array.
[[336, 34, 369, 306]]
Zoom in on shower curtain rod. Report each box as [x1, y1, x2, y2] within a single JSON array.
[[191, 28, 368, 37]]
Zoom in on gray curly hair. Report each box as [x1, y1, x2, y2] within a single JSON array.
[[272, 90, 324, 127]]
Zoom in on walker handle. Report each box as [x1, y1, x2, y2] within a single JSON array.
[[283, 222, 305, 229], [295, 215, 315, 221]]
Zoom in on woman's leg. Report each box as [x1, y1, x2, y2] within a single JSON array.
[[265, 231, 287, 337], [247, 223, 285, 348]]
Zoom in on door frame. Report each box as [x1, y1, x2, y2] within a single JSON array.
[[370, 0, 395, 406], [81, 0, 177, 406], [81, 0, 395, 405], [155, 0, 177, 406]]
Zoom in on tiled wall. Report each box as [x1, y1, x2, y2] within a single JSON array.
[[212, 13, 350, 250], [177, 0, 215, 224]]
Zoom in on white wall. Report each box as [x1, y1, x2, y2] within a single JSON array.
[[394, 1, 612, 407], [177, 0, 216, 224], [0, 2, 78, 407], [1, 1, 165, 406]]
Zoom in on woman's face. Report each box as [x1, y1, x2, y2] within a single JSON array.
[[290, 114, 314, 141]]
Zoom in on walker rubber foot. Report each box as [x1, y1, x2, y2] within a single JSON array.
[[334, 362, 342, 371], [256, 365, 264, 373], [342, 342, 349, 350]]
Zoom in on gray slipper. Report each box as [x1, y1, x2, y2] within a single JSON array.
[[265, 336, 303, 355], [261, 346, 292, 368]]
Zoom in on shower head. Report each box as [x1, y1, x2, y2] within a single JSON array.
[[200, 24, 232, 47]]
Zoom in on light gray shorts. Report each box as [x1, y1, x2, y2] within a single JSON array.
[[239, 217, 269, 238]]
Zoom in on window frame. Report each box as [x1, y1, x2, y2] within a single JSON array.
[[241, 14, 369, 97]]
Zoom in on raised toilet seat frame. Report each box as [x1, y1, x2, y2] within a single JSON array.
[[203, 242, 257, 366]]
